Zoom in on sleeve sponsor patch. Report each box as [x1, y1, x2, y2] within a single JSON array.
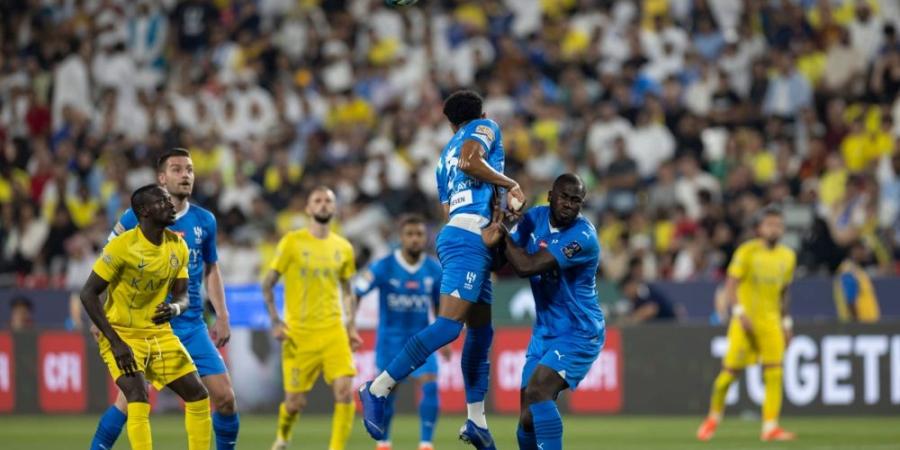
[[473, 125, 495, 146], [113, 222, 125, 235], [562, 241, 582, 259]]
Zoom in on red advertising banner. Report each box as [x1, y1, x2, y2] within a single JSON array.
[[38, 332, 87, 413], [0, 332, 14, 412], [569, 327, 623, 413], [491, 328, 532, 413]]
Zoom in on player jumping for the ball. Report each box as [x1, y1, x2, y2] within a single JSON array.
[[359, 89, 525, 450]]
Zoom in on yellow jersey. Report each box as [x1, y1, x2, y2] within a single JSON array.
[[833, 261, 880, 323], [727, 239, 796, 323], [92, 227, 189, 335], [271, 229, 356, 332]]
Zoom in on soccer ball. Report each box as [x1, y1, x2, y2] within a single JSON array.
[[385, 0, 418, 6]]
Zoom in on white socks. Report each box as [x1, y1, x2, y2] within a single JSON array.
[[467, 401, 488, 428], [369, 372, 397, 398]]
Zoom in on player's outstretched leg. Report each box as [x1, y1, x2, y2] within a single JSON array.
[[761, 365, 795, 441], [697, 368, 739, 441], [89, 395, 127, 450], [168, 372, 212, 450], [458, 304, 495, 450], [418, 379, 439, 450], [361, 316, 464, 440]]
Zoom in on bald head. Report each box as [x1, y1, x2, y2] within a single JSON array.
[[552, 173, 586, 196]]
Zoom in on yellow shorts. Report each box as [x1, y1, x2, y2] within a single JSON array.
[[282, 325, 356, 393], [99, 330, 197, 390], [723, 317, 785, 368]]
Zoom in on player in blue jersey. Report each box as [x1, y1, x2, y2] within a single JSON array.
[[89, 149, 239, 450], [360, 90, 526, 450], [354, 214, 449, 450], [485, 173, 604, 450]]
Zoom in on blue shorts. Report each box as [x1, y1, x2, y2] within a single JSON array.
[[521, 331, 604, 390], [436, 226, 493, 304], [174, 324, 228, 378]]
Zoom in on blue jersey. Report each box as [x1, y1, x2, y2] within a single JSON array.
[[509, 206, 604, 338], [110, 203, 219, 331], [436, 118, 505, 222], [354, 250, 442, 353]]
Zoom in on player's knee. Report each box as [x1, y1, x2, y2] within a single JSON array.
[[213, 389, 237, 414], [334, 385, 353, 403], [114, 391, 129, 411], [523, 383, 554, 405], [285, 394, 306, 413], [121, 385, 150, 404]]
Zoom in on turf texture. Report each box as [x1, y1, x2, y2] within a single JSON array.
[[0, 414, 896, 449]]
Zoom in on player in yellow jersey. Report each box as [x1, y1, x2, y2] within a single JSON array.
[[80, 185, 211, 450], [263, 187, 361, 450], [697, 206, 797, 442]]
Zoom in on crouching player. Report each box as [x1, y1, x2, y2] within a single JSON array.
[[80, 185, 211, 450]]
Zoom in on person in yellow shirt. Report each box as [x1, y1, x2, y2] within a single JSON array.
[[263, 187, 361, 450], [79, 185, 211, 450], [833, 241, 881, 323], [697, 206, 797, 442]]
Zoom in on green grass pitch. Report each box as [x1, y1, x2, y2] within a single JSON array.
[[1, 414, 897, 449]]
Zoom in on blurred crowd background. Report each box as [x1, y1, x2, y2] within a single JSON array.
[[2, 0, 900, 294]]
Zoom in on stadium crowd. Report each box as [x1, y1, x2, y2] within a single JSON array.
[[1, 0, 900, 291]]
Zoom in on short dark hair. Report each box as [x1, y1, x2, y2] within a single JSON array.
[[157, 148, 191, 172], [443, 90, 483, 126], [131, 184, 163, 214], [10, 296, 33, 311], [398, 213, 426, 229], [754, 204, 783, 226]]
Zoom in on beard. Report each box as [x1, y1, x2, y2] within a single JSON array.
[[313, 213, 332, 224]]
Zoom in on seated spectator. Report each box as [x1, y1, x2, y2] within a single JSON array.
[[619, 274, 678, 324], [9, 295, 34, 331], [833, 241, 881, 323]]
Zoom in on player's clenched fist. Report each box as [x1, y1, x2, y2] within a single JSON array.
[[271, 319, 288, 341]]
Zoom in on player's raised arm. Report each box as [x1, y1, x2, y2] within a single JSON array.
[[503, 234, 560, 277], [80, 272, 137, 377]]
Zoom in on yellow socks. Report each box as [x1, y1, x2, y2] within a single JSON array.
[[763, 366, 784, 424], [328, 402, 355, 450], [708, 370, 736, 421], [184, 399, 212, 450], [276, 402, 300, 442], [127, 402, 153, 450]]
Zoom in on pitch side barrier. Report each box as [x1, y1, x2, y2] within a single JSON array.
[[0, 323, 897, 414]]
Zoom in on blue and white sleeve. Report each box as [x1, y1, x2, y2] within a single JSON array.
[[462, 119, 500, 153], [508, 208, 536, 248], [108, 209, 137, 242], [354, 260, 383, 297], [202, 212, 219, 264]]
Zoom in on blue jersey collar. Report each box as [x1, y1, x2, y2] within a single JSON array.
[[393, 249, 425, 274]]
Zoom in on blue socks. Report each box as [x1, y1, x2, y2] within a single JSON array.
[[90, 405, 126, 450], [530, 400, 563, 450], [212, 411, 240, 450], [419, 381, 439, 443], [461, 324, 493, 403], [517, 423, 538, 450], [385, 317, 463, 381]]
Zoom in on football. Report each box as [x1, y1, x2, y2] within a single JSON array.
[[385, 0, 418, 6]]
